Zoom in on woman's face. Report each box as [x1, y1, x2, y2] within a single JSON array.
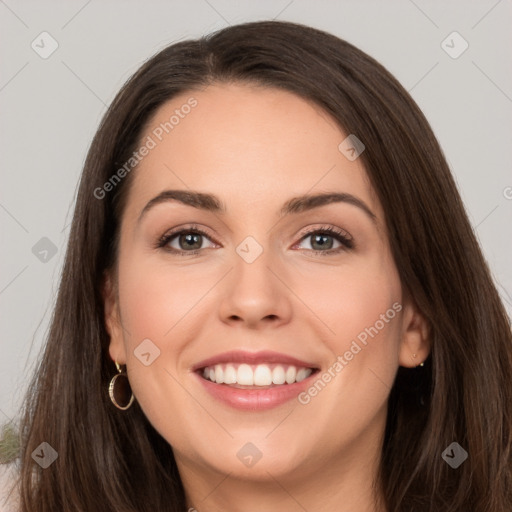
[[104, 83, 428, 485]]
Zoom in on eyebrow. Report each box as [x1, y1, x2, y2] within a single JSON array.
[[137, 189, 377, 224]]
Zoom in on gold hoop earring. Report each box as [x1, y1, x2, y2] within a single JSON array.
[[109, 361, 134, 410]]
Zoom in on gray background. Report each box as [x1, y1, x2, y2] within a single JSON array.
[[1, 0, 511, 423]]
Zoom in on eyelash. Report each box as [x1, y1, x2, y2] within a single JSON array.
[[155, 224, 354, 257]]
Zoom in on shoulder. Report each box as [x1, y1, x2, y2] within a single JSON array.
[[0, 463, 20, 512]]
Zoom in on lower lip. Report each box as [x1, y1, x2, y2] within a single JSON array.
[[195, 372, 316, 411]]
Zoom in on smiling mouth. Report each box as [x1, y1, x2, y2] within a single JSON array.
[[197, 363, 319, 388]]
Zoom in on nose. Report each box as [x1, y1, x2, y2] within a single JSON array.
[[218, 247, 293, 330]]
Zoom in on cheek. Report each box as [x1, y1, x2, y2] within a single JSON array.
[[115, 258, 194, 440], [115, 254, 216, 434], [294, 254, 404, 428], [295, 256, 402, 358], [337, 275, 399, 348], [117, 255, 205, 343], [291, 258, 402, 449]]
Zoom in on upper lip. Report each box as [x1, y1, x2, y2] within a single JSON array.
[[192, 350, 319, 371]]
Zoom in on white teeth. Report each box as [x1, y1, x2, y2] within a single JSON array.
[[201, 363, 314, 386], [272, 365, 286, 385], [254, 365, 272, 386], [214, 365, 224, 384], [285, 366, 297, 384], [296, 368, 312, 382], [237, 364, 254, 385], [224, 364, 237, 384]]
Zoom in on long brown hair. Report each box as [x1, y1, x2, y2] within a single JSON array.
[[13, 20, 512, 511]]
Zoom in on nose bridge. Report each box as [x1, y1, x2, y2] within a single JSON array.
[[219, 234, 292, 326]]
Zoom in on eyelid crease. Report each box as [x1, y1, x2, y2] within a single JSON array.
[[297, 224, 352, 240]]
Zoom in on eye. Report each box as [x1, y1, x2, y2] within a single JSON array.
[[156, 224, 217, 255], [294, 225, 354, 255], [155, 224, 354, 257]]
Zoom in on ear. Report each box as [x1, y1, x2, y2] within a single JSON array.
[[102, 271, 127, 365], [398, 291, 430, 368]]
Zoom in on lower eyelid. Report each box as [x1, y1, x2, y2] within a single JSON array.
[[293, 239, 348, 253]]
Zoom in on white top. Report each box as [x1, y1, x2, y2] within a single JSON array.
[[0, 464, 19, 512]]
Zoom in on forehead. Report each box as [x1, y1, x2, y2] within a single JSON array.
[[122, 83, 381, 222]]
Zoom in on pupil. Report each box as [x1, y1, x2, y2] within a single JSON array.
[[312, 234, 333, 250], [180, 233, 201, 250]]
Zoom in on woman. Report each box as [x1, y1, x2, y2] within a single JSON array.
[[3, 20, 511, 511]]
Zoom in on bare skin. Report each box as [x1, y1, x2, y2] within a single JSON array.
[[103, 83, 430, 512]]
